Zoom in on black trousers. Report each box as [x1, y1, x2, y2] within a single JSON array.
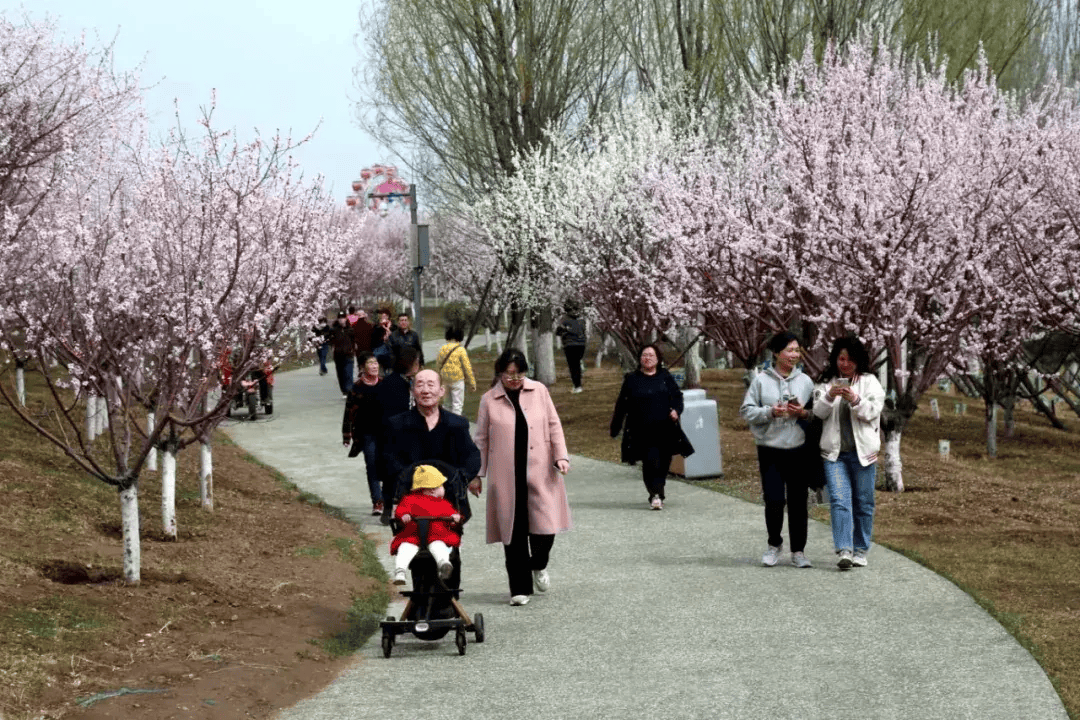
[[563, 345, 585, 388], [503, 528, 554, 597], [504, 457, 555, 596], [640, 443, 672, 500], [756, 445, 808, 553]]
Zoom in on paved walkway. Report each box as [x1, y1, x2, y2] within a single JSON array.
[[224, 357, 1068, 720]]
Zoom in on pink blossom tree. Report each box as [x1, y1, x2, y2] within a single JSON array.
[[650, 38, 1056, 489], [337, 206, 412, 309], [0, 53, 351, 581]]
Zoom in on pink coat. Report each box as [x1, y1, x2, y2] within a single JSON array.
[[474, 379, 573, 545]]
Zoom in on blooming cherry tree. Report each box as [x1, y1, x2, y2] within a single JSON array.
[[1, 57, 352, 580]]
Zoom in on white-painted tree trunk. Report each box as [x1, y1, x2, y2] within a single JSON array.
[[120, 484, 141, 584], [683, 329, 703, 388], [161, 449, 178, 540], [98, 382, 115, 436], [199, 442, 213, 511], [146, 413, 158, 472], [882, 430, 904, 492], [16, 366, 25, 406], [535, 330, 555, 385], [596, 333, 607, 369], [985, 404, 998, 459], [86, 394, 98, 441], [485, 327, 492, 352], [534, 307, 556, 385]]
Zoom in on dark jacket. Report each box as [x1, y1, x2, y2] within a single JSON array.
[[311, 321, 332, 347], [381, 407, 481, 519], [556, 315, 587, 347], [379, 373, 412, 419], [342, 380, 392, 454], [329, 322, 354, 356], [610, 369, 688, 463], [351, 316, 374, 354], [390, 328, 424, 366]]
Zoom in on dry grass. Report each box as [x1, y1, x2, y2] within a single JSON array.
[[0, 370, 387, 719], [463, 352, 1080, 719]]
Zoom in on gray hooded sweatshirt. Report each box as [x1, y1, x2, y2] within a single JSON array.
[[739, 365, 815, 449]]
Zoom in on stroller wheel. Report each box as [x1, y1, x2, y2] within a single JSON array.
[[473, 613, 485, 643], [381, 629, 393, 658], [455, 627, 466, 656]]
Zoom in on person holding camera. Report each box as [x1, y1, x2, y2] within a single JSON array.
[[812, 337, 885, 570], [739, 332, 815, 568]]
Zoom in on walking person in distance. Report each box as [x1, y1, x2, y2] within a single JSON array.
[[436, 326, 476, 416], [556, 303, 587, 393], [610, 343, 687, 511]]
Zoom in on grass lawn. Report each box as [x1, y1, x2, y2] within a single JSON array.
[[460, 344, 1080, 719]]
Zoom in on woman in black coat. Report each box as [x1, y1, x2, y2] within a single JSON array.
[[610, 344, 686, 510]]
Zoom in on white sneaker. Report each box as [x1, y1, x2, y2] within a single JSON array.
[[510, 595, 530, 606], [532, 569, 550, 592], [571, 386, 583, 394], [852, 550, 868, 567], [392, 568, 407, 585], [792, 551, 812, 568], [837, 549, 853, 570], [762, 545, 781, 567], [650, 496, 663, 510]]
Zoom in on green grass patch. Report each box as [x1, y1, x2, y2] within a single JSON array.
[[316, 533, 389, 657], [1, 595, 111, 647]]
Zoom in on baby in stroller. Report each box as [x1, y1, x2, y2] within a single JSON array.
[[381, 463, 485, 656], [391, 465, 462, 584]]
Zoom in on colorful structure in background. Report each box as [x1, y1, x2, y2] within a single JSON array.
[[345, 164, 412, 212]]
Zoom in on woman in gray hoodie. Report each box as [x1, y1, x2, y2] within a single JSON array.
[[739, 332, 815, 568]]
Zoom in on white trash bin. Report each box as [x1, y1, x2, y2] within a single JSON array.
[[673, 389, 723, 479]]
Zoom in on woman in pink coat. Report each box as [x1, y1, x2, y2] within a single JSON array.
[[469, 348, 572, 606]]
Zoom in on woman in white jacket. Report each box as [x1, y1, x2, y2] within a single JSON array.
[[812, 337, 885, 570]]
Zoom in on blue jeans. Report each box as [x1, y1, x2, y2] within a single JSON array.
[[825, 451, 876, 552], [333, 353, 354, 394], [358, 433, 382, 504], [317, 343, 329, 373]]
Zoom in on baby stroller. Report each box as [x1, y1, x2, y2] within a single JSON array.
[[380, 461, 485, 657]]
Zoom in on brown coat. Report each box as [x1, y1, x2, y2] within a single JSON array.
[[474, 379, 572, 545]]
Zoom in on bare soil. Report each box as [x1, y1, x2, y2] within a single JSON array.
[[0, 390, 387, 720]]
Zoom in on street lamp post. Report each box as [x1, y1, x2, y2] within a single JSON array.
[[367, 183, 428, 342]]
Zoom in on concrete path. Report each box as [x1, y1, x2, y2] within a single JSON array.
[[224, 359, 1068, 720]]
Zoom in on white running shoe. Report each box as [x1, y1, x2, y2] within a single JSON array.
[[852, 550, 868, 567], [762, 545, 781, 567], [838, 549, 854, 570], [392, 568, 407, 585], [792, 551, 812, 568], [532, 569, 550, 592], [510, 595, 530, 606], [650, 496, 663, 510]]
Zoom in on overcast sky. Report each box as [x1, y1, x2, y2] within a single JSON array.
[[7, 0, 393, 204]]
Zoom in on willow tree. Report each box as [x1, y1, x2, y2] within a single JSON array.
[[356, 0, 626, 382]]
